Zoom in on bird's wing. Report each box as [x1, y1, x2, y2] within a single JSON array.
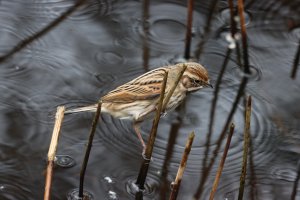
[[101, 67, 169, 103]]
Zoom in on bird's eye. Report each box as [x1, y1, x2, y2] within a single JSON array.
[[194, 79, 201, 84]]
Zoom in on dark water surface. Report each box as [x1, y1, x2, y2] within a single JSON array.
[[0, 0, 300, 199]]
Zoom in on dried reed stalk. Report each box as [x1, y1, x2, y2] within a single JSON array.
[[291, 39, 300, 79], [79, 101, 102, 198], [238, 95, 252, 200], [238, 0, 250, 74], [169, 132, 195, 200], [136, 65, 187, 196], [135, 72, 168, 192], [162, 64, 187, 111], [184, 0, 194, 60], [44, 106, 65, 200], [209, 123, 235, 200]]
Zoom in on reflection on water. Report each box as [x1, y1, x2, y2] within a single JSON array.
[[0, 0, 300, 199]]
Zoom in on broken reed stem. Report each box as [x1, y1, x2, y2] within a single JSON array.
[[228, 0, 237, 37], [44, 106, 65, 200], [162, 64, 187, 112], [238, 95, 252, 200], [142, 0, 150, 71], [209, 123, 235, 200], [135, 72, 168, 191], [249, 137, 256, 200], [0, 0, 87, 64], [237, 0, 250, 74], [227, 0, 242, 67], [184, 0, 194, 60], [79, 101, 102, 198], [169, 132, 195, 200], [291, 39, 300, 79], [203, 48, 231, 169]]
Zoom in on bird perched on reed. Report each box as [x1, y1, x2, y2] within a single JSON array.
[[66, 62, 212, 152]]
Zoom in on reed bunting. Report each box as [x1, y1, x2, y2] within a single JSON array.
[[66, 62, 212, 151]]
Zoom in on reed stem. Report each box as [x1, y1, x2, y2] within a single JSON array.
[[44, 106, 65, 200], [184, 0, 194, 60], [142, 0, 150, 71], [238, 95, 252, 200], [237, 0, 250, 74], [162, 64, 187, 112], [291, 39, 300, 79], [169, 132, 195, 200], [203, 48, 231, 169], [79, 101, 102, 198], [209, 123, 235, 200], [135, 72, 168, 191]]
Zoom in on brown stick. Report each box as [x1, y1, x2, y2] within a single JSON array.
[[0, 0, 87, 64], [142, 0, 150, 71], [291, 39, 300, 79], [169, 132, 195, 200], [237, 0, 250, 74], [228, 0, 242, 67], [238, 95, 252, 200], [184, 0, 194, 60], [209, 123, 235, 200], [203, 48, 231, 169], [79, 101, 102, 198], [44, 106, 65, 200], [135, 72, 168, 191], [162, 64, 187, 112]]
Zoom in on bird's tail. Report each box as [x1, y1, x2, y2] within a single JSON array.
[[65, 104, 98, 114]]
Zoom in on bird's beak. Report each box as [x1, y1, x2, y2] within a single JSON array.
[[205, 82, 213, 88]]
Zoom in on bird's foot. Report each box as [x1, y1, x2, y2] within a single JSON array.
[[161, 111, 167, 117], [142, 148, 153, 161]]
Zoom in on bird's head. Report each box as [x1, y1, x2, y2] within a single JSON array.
[[180, 62, 212, 92]]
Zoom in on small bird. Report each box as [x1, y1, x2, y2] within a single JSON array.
[[66, 62, 212, 151]]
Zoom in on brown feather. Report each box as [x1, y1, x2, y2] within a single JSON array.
[[101, 68, 168, 103]]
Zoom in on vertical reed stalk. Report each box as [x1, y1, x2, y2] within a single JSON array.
[[203, 48, 231, 168], [79, 102, 102, 198], [238, 0, 250, 74], [142, 0, 150, 71], [209, 123, 235, 200], [136, 65, 187, 197], [238, 95, 252, 200], [44, 106, 65, 200], [135, 72, 168, 192], [184, 0, 194, 60], [169, 132, 195, 200], [162, 64, 187, 111], [291, 39, 300, 79], [228, 0, 242, 67]]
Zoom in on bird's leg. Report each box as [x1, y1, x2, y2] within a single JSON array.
[[133, 121, 146, 153]]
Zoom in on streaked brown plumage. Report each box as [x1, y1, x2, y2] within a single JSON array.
[[66, 62, 212, 150]]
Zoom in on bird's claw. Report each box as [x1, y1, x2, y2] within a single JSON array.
[[161, 111, 167, 117], [142, 148, 153, 161]]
